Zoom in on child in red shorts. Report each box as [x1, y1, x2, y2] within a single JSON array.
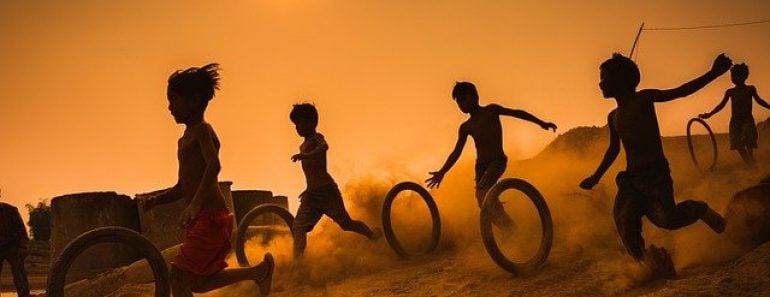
[[144, 63, 274, 296]]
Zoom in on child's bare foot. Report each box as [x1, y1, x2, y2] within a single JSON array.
[[642, 245, 676, 280], [371, 227, 383, 240], [257, 253, 274, 296], [702, 207, 726, 233]]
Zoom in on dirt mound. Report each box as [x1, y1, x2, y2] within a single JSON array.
[[725, 182, 770, 248]]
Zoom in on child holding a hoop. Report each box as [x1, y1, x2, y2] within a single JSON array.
[[426, 82, 557, 230], [144, 64, 274, 297], [580, 53, 731, 278], [700, 63, 770, 167]]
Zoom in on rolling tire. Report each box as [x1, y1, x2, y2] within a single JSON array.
[[46, 226, 169, 297], [381, 181, 441, 259], [234, 203, 295, 267], [687, 117, 718, 171], [480, 178, 553, 275]]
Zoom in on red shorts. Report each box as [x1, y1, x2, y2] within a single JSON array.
[[172, 209, 234, 277]]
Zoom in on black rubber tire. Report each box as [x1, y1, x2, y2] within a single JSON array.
[[381, 181, 441, 259], [480, 178, 553, 275], [46, 226, 169, 297], [687, 118, 718, 171], [234, 203, 295, 267]]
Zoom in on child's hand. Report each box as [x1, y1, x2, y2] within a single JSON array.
[[699, 113, 711, 119], [579, 175, 599, 190], [541, 122, 557, 132], [291, 154, 304, 162], [179, 204, 200, 228], [426, 171, 445, 189], [711, 54, 732, 75]]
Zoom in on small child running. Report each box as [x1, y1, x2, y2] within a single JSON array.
[[289, 103, 381, 258]]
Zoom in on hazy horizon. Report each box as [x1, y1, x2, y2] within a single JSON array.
[[2, 1, 769, 226]]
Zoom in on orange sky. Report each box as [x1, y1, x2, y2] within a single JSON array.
[[1, 1, 769, 225]]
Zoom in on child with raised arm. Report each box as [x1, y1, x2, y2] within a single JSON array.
[[143, 64, 274, 296], [700, 63, 770, 167], [289, 103, 381, 258], [580, 54, 731, 276], [426, 82, 557, 229]]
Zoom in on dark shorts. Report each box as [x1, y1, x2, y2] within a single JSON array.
[[293, 184, 353, 233], [614, 159, 706, 259], [172, 209, 233, 277], [474, 156, 508, 193], [730, 116, 758, 150]]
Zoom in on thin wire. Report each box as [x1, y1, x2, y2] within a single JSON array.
[[644, 19, 770, 31]]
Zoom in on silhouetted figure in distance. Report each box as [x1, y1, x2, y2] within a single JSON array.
[[580, 53, 731, 277], [143, 64, 274, 296], [426, 82, 557, 230], [289, 103, 381, 258], [700, 63, 770, 167], [0, 188, 30, 297]]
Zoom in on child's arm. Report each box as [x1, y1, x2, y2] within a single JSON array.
[[492, 104, 557, 132], [180, 125, 222, 227], [580, 111, 620, 190], [143, 184, 183, 211], [643, 54, 732, 103], [291, 134, 329, 162], [752, 86, 770, 110], [699, 90, 730, 119], [426, 126, 469, 189]]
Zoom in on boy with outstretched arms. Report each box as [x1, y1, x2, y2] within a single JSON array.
[[580, 54, 731, 275], [700, 63, 770, 167], [426, 82, 557, 228]]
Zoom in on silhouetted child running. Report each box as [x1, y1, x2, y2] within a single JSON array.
[[144, 63, 274, 296], [289, 103, 381, 258], [426, 82, 557, 229], [700, 63, 770, 167], [580, 54, 731, 277]]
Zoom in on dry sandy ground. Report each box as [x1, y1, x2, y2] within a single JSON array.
[[80, 237, 770, 297]]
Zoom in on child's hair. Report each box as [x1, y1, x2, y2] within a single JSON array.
[[168, 63, 221, 106], [452, 81, 479, 101], [290, 103, 319, 125], [731, 63, 749, 81], [600, 53, 640, 91]]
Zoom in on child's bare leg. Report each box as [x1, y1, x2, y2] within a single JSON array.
[[476, 189, 515, 230], [746, 148, 757, 167], [171, 255, 273, 295], [293, 229, 308, 258], [647, 199, 725, 233], [189, 260, 272, 293], [738, 148, 757, 167], [170, 266, 194, 297], [338, 218, 380, 239], [613, 189, 645, 260]]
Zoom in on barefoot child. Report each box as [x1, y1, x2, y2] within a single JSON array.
[[700, 63, 770, 167], [289, 103, 381, 258], [426, 82, 557, 229], [580, 54, 731, 277], [144, 64, 274, 296]]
